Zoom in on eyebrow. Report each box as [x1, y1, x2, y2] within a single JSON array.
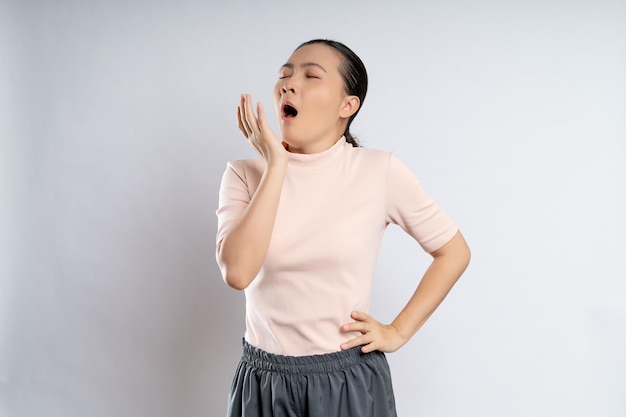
[[279, 62, 327, 73]]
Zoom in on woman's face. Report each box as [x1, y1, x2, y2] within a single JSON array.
[[273, 43, 356, 153]]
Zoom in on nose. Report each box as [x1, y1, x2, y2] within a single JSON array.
[[281, 79, 296, 95]]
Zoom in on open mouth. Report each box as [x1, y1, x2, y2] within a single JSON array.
[[282, 103, 298, 118]]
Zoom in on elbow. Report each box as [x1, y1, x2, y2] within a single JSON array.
[[216, 240, 259, 290], [457, 235, 471, 274], [217, 258, 253, 290], [217, 253, 254, 290], [462, 244, 471, 269], [223, 270, 251, 291], [456, 232, 471, 269]]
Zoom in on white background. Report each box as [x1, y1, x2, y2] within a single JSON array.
[[1, 0, 625, 416]]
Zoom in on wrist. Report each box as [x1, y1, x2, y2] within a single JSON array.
[[264, 158, 288, 175], [390, 321, 412, 343]]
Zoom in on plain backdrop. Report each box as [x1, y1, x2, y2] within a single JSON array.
[[1, 0, 625, 416]]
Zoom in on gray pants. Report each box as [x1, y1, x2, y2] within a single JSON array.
[[227, 339, 398, 417]]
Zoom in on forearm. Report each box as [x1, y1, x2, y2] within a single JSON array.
[[391, 231, 471, 341], [217, 163, 286, 289]]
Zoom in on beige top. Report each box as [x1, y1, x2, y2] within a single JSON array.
[[216, 137, 458, 356]]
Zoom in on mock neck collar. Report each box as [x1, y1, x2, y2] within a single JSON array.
[[286, 136, 348, 169]]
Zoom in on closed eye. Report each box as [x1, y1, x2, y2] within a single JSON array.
[[278, 70, 292, 79]]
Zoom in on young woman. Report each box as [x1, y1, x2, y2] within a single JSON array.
[[216, 39, 471, 417]]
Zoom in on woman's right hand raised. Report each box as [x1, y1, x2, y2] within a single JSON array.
[[220, 95, 288, 289], [237, 94, 288, 168]]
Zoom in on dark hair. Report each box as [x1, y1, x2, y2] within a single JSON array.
[[296, 39, 368, 147]]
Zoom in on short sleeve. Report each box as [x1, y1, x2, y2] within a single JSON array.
[[385, 153, 458, 253], [215, 161, 251, 247]]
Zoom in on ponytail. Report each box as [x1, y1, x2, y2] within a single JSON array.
[[344, 127, 360, 147]]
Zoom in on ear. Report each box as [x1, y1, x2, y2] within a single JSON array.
[[339, 95, 360, 119]]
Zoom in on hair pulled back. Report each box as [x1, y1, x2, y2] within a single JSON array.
[[296, 39, 368, 147]]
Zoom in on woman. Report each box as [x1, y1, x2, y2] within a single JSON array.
[[216, 39, 470, 417]]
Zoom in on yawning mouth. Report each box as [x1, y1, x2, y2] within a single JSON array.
[[282, 103, 298, 118]]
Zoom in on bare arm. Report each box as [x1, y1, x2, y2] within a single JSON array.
[[216, 94, 288, 290], [341, 230, 471, 352], [389, 230, 471, 342]]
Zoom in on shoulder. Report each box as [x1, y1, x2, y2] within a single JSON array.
[[224, 156, 264, 177], [351, 145, 391, 158], [219, 157, 265, 192], [345, 146, 425, 188], [226, 156, 263, 170], [348, 146, 411, 175], [348, 146, 395, 167]]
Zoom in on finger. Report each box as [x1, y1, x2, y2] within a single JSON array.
[[341, 321, 370, 334], [236, 106, 248, 137], [239, 94, 252, 139], [256, 102, 269, 133], [340, 334, 370, 350], [360, 342, 378, 354], [244, 94, 260, 136], [351, 311, 371, 322]]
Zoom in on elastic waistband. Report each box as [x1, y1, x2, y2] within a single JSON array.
[[241, 339, 383, 375]]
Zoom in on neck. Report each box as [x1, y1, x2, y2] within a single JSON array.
[[283, 124, 347, 154], [284, 135, 342, 154]]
